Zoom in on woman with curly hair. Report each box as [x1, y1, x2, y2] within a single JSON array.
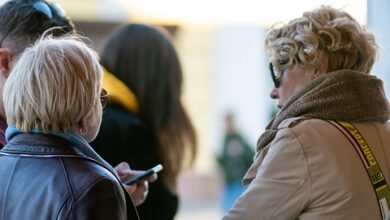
[[223, 6, 390, 219]]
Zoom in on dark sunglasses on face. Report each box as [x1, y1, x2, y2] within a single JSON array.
[[269, 62, 282, 88], [100, 88, 110, 109], [269, 60, 290, 88]]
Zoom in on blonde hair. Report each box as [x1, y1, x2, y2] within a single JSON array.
[[265, 6, 378, 74], [3, 35, 102, 133]]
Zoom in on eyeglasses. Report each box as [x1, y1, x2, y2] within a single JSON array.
[[269, 61, 289, 88], [269, 62, 282, 88], [0, 1, 67, 47], [100, 89, 110, 109]]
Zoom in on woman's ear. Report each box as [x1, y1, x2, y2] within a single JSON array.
[[0, 48, 13, 78], [77, 119, 87, 135], [316, 56, 329, 75]]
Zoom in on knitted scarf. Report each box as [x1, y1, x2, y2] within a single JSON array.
[[256, 69, 390, 155], [242, 70, 390, 184]]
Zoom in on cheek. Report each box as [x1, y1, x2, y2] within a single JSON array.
[[278, 89, 289, 106], [92, 105, 103, 133], [278, 78, 304, 103], [85, 104, 103, 142], [286, 70, 310, 90], [279, 82, 293, 100], [277, 65, 316, 104]]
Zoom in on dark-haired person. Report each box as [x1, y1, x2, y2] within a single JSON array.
[[91, 24, 197, 220], [0, 0, 75, 146], [223, 6, 390, 219], [0, 0, 154, 218]]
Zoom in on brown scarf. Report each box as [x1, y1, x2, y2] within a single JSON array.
[[242, 70, 390, 184], [257, 69, 390, 153]]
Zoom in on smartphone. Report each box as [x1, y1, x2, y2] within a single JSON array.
[[124, 164, 163, 185]]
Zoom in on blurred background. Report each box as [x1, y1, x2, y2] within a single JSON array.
[[5, 0, 390, 218]]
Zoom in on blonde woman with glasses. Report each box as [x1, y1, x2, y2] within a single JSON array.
[[0, 36, 139, 219]]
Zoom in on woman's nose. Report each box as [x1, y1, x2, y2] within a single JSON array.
[[270, 87, 279, 99]]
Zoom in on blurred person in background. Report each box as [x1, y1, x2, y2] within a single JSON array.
[[217, 112, 254, 213], [0, 0, 154, 210], [91, 24, 197, 220], [0, 36, 139, 219], [223, 6, 390, 219]]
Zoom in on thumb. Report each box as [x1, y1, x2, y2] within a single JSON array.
[[115, 162, 132, 180], [115, 162, 131, 173]]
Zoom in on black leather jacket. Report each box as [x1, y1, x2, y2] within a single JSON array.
[[0, 133, 139, 220]]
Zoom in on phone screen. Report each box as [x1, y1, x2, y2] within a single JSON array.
[[124, 164, 163, 185]]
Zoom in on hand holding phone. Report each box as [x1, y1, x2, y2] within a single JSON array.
[[124, 164, 163, 185]]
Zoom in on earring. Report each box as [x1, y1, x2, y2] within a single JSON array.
[[80, 127, 88, 136]]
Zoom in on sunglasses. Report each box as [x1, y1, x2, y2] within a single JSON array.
[[0, 1, 67, 47], [100, 89, 110, 109], [269, 60, 290, 88], [269, 62, 282, 88]]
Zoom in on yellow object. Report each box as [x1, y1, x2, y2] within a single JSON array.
[[102, 68, 139, 113]]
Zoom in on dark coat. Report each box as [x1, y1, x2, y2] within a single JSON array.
[[217, 132, 254, 184], [91, 104, 178, 220], [0, 133, 139, 220]]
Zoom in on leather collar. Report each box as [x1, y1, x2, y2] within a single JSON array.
[[1, 133, 76, 155]]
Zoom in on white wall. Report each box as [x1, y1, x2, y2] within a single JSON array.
[[368, 0, 390, 96], [212, 26, 276, 151]]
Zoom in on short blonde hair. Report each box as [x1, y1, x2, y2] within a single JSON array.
[[3, 35, 102, 132], [265, 6, 378, 74]]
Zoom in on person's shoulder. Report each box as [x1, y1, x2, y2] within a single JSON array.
[[61, 157, 121, 198], [62, 158, 129, 220], [275, 117, 336, 148], [277, 117, 329, 130]]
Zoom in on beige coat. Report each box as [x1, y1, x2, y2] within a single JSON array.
[[222, 117, 390, 220]]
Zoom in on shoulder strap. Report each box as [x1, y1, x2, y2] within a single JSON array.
[[328, 121, 390, 220]]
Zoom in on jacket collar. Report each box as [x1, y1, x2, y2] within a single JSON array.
[[3, 129, 119, 179], [1, 133, 76, 155]]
